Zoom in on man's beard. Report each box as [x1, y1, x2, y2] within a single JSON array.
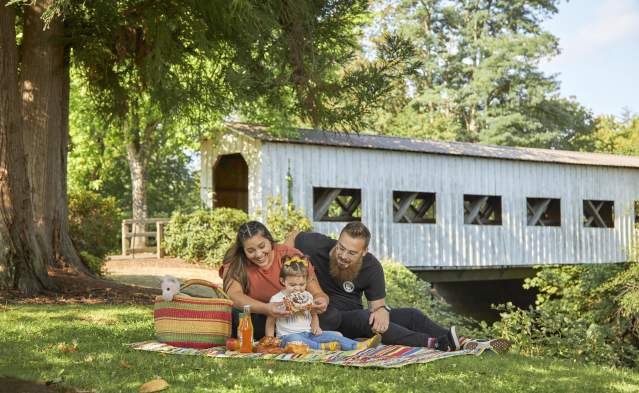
[[329, 248, 363, 283]]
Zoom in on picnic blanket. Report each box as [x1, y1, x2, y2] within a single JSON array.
[[129, 341, 478, 368]]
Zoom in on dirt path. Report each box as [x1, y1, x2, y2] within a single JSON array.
[[104, 254, 222, 296]]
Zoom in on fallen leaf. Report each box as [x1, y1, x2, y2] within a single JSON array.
[[56, 341, 78, 353], [139, 378, 169, 393], [46, 377, 63, 385], [120, 359, 132, 369]]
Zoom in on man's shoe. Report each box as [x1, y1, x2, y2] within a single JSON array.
[[434, 326, 461, 351], [448, 326, 461, 351], [463, 338, 511, 354]]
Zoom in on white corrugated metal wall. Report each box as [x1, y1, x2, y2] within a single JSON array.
[[258, 142, 639, 269]]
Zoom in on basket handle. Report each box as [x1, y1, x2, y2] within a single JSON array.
[[180, 279, 229, 299]]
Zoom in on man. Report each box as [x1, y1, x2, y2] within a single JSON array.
[[291, 222, 461, 351]]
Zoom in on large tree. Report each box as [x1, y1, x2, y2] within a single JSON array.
[[2, 0, 408, 293], [0, 1, 54, 294], [20, 1, 89, 274]]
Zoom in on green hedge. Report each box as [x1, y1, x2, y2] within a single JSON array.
[[162, 198, 312, 266], [491, 263, 639, 368], [163, 208, 249, 265], [68, 190, 122, 274]]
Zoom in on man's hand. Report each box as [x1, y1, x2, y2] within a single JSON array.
[[369, 307, 389, 334], [311, 297, 328, 314]]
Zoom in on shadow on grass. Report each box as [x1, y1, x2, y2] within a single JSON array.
[[1, 305, 639, 393]]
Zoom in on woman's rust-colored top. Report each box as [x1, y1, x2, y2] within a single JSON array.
[[220, 244, 314, 303]]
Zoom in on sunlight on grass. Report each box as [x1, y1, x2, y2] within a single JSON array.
[[1, 304, 639, 393], [610, 382, 639, 392]]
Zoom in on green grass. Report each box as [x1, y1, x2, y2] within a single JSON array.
[[2, 305, 639, 393]]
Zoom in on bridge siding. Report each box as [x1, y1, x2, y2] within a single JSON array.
[[202, 134, 639, 269]]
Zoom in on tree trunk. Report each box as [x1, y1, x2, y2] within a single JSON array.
[[20, 1, 89, 274], [0, 2, 54, 294], [127, 141, 149, 250]]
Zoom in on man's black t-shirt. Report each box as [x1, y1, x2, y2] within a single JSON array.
[[295, 232, 386, 311]]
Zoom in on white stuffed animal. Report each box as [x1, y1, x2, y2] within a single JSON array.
[[160, 275, 181, 301]]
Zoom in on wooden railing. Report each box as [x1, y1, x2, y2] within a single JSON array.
[[121, 218, 170, 258]]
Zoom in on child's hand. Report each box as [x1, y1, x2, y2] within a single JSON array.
[[311, 323, 322, 335]]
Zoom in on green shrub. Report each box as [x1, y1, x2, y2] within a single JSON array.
[[163, 208, 249, 265], [260, 197, 312, 242], [491, 263, 639, 368], [163, 199, 312, 266], [380, 260, 481, 337], [79, 251, 106, 276], [68, 190, 122, 274]]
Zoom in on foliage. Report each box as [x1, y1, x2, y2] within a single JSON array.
[[258, 197, 313, 242], [365, 0, 595, 149], [3, 305, 639, 393], [68, 76, 202, 218], [67, 190, 122, 272], [78, 251, 106, 277], [380, 260, 481, 337], [491, 263, 639, 368], [163, 208, 249, 266], [588, 113, 639, 155], [163, 199, 313, 265]]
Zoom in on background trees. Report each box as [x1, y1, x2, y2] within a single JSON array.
[[364, 0, 597, 150]]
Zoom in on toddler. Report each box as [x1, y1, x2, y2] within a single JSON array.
[[265, 255, 381, 351]]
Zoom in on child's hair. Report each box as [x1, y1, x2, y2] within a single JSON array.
[[279, 255, 310, 282]]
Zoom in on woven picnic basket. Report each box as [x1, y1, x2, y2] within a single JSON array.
[[154, 279, 233, 349]]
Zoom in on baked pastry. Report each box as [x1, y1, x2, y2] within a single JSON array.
[[283, 291, 313, 313], [284, 342, 310, 355], [255, 345, 285, 354], [257, 336, 282, 348]]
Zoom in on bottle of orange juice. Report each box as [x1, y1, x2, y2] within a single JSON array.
[[239, 305, 254, 353]]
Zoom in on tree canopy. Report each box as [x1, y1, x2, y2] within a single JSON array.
[[363, 0, 596, 149]]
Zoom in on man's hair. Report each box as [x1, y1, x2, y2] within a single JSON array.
[[340, 222, 371, 248]]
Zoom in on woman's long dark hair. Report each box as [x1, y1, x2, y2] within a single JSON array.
[[222, 221, 276, 293]]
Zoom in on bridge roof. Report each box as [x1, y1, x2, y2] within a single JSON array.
[[226, 123, 639, 169]]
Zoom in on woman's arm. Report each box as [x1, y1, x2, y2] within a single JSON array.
[[226, 279, 290, 318], [226, 279, 270, 315]]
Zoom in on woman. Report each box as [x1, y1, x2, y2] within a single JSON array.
[[220, 221, 329, 339]]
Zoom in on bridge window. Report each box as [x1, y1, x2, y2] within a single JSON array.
[[464, 194, 502, 225], [583, 200, 614, 228], [526, 198, 561, 227], [393, 191, 436, 224], [313, 187, 362, 222]]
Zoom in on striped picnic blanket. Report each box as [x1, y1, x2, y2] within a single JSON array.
[[129, 341, 476, 368]]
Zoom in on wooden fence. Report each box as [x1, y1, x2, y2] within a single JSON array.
[[121, 218, 170, 258]]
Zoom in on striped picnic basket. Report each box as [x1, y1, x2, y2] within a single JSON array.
[[154, 279, 233, 349]]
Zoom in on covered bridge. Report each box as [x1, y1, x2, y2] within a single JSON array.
[[201, 123, 639, 276]]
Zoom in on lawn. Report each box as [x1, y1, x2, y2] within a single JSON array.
[[1, 304, 638, 393]]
